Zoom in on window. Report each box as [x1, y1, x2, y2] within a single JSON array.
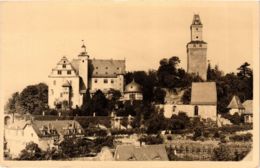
[[82, 60, 84, 63], [94, 79, 98, 83], [60, 93, 63, 97], [51, 89, 54, 95], [111, 79, 114, 84], [96, 72, 98, 75], [196, 28, 198, 31], [96, 67, 98, 69], [63, 61, 66, 63], [199, 44, 202, 47], [172, 106, 176, 112], [105, 72, 108, 75], [117, 67, 119, 70], [62, 64, 66, 68], [194, 105, 199, 116], [193, 44, 196, 47], [105, 67, 108, 69], [196, 36, 198, 39], [53, 80, 56, 85], [104, 79, 108, 83], [67, 70, 71, 75], [58, 70, 62, 75]]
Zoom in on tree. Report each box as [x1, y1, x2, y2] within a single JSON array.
[[81, 89, 92, 116], [4, 92, 19, 113], [237, 62, 252, 79], [15, 83, 48, 115], [153, 87, 166, 104], [92, 90, 108, 116], [18, 142, 44, 160]]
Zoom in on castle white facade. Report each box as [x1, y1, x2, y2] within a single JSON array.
[[48, 44, 125, 109]]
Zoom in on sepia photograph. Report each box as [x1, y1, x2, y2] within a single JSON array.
[[0, 1, 259, 167]]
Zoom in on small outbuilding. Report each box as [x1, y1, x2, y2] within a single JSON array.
[[227, 95, 245, 115], [124, 79, 143, 101]]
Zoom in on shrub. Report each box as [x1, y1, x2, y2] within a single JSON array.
[[139, 135, 164, 145], [229, 133, 252, 142]]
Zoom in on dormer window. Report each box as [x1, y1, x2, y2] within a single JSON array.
[[62, 64, 66, 68]]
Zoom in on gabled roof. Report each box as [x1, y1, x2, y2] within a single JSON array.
[[191, 82, 217, 105], [242, 100, 253, 114], [49, 56, 78, 77], [114, 144, 169, 161], [227, 95, 245, 109], [32, 120, 84, 138]]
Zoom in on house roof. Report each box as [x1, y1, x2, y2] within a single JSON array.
[[31, 120, 84, 138], [114, 144, 169, 161], [192, 14, 202, 25], [90, 59, 125, 78], [191, 82, 217, 105], [227, 95, 245, 109], [125, 79, 142, 93], [70, 59, 125, 78], [242, 100, 253, 114]]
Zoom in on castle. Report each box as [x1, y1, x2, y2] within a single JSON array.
[[48, 14, 208, 110], [187, 14, 207, 80], [48, 43, 125, 109]]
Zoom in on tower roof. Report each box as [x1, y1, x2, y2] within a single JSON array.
[[125, 79, 142, 93], [227, 95, 245, 109], [192, 14, 202, 25]]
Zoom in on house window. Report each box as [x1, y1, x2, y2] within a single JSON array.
[[194, 105, 199, 116], [104, 79, 108, 83], [117, 67, 119, 70], [105, 72, 108, 75], [51, 89, 54, 95], [82, 60, 84, 63], [105, 67, 108, 69], [196, 36, 198, 39], [196, 28, 198, 30], [67, 70, 71, 75], [58, 70, 62, 75], [96, 67, 98, 69], [111, 79, 114, 84], [199, 44, 202, 47], [62, 64, 66, 68], [60, 93, 63, 97], [53, 80, 56, 85], [173, 106, 176, 112], [94, 79, 98, 83]]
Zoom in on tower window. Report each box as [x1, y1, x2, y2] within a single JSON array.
[[62, 64, 66, 68], [82, 60, 84, 63], [63, 61, 66, 63], [104, 79, 108, 83], [58, 70, 62, 75], [67, 70, 71, 75]]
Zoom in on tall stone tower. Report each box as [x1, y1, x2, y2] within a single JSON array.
[[78, 41, 89, 93], [187, 14, 207, 80]]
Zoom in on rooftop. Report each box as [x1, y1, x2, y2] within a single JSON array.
[[191, 82, 217, 105]]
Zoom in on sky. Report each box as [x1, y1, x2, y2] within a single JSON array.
[[0, 1, 258, 101]]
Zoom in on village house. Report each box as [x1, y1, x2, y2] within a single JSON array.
[[227, 95, 245, 115], [48, 43, 126, 109], [242, 100, 253, 123], [157, 82, 217, 121], [4, 115, 84, 158], [123, 79, 143, 101], [114, 144, 169, 161]]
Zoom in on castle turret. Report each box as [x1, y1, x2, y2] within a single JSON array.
[[78, 40, 89, 93], [187, 14, 207, 81]]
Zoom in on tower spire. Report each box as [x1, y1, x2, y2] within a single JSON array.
[[81, 40, 86, 53]]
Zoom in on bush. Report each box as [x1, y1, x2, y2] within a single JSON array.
[[229, 133, 252, 142], [139, 135, 164, 145]]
